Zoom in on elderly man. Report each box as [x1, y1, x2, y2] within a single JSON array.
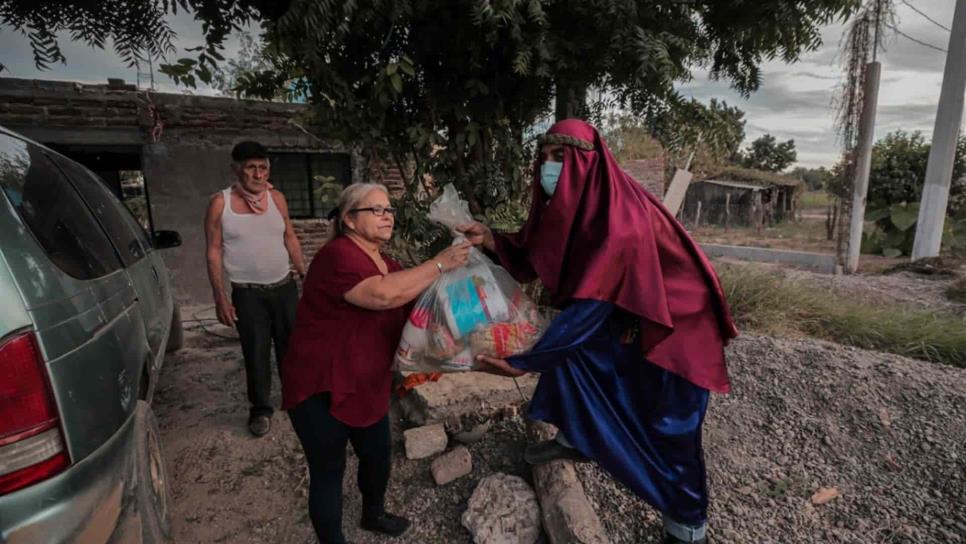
[[205, 141, 307, 437]]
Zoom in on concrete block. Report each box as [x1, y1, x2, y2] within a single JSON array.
[[528, 421, 608, 544], [403, 423, 448, 460], [431, 446, 472, 485], [462, 474, 541, 544], [398, 371, 538, 424]]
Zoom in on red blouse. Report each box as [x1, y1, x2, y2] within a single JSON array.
[[281, 235, 409, 426]]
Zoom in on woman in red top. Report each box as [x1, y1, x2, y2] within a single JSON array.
[[282, 183, 470, 544]]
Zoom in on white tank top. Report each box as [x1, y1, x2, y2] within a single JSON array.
[[220, 188, 291, 284]]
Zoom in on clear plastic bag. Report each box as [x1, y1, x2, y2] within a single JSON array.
[[394, 184, 547, 372]]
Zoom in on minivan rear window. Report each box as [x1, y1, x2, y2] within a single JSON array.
[[0, 135, 122, 280]]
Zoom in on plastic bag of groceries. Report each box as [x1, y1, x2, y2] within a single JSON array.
[[394, 184, 547, 372]]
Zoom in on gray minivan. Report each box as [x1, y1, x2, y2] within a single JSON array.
[[0, 126, 181, 543]]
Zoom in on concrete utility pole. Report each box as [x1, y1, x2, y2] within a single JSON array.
[[847, 61, 882, 273], [912, 0, 966, 260]]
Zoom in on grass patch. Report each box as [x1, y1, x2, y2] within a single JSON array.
[[718, 263, 966, 367], [691, 215, 835, 254], [799, 190, 831, 210], [948, 277, 966, 304]]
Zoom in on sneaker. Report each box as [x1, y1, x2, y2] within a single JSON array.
[[248, 415, 271, 437], [360, 512, 410, 537], [523, 439, 590, 465]]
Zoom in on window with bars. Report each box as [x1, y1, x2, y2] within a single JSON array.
[[268, 152, 352, 218]]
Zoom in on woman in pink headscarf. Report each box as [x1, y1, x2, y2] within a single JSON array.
[[460, 119, 738, 544]]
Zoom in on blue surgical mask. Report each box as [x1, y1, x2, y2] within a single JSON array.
[[540, 161, 563, 196]]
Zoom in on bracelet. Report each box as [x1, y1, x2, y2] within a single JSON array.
[[436, 262, 444, 275]]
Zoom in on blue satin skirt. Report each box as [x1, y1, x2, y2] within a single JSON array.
[[508, 299, 710, 525]]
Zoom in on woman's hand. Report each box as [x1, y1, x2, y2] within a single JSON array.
[[457, 222, 495, 252], [475, 355, 527, 378], [432, 241, 472, 273]]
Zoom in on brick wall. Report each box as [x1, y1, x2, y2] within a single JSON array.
[[0, 79, 140, 127], [0, 77, 321, 139], [292, 219, 333, 264], [622, 157, 666, 198], [366, 160, 407, 198]]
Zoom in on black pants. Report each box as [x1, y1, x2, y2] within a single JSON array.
[[288, 393, 391, 544], [231, 279, 298, 419]]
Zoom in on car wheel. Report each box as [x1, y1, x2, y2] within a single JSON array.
[[135, 401, 172, 543], [165, 304, 183, 353]]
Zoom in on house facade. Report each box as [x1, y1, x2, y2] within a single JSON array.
[[0, 77, 406, 301]]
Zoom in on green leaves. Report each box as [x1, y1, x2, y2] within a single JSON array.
[[847, 129, 966, 257], [864, 207, 891, 222], [3, 0, 183, 73], [740, 134, 798, 172], [890, 203, 919, 232], [390, 72, 403, 93], [643, 97, 747, 170], [943, 220, 966, 251]]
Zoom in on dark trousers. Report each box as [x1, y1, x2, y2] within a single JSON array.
[[288, 393, 391, 544], [231, 279, 298, 419]]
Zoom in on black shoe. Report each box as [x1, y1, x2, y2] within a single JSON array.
[[360, 512, 410, 537], [662, 531, 707, 544], [248, 415, 271, 437], [523, 439, 590, 465]]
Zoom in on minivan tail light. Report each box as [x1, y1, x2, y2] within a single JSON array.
[[0, 331, 70, 495]]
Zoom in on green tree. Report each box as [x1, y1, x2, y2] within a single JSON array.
[[850, 130, 966, 256], [867, 131, 966, 212], [645, 98, 746, 171], [790, 166, 828, 191], [0, 1, 277, 80], [741, 134, 797, 172], [209, 31, 292, 100], [603, 114, 665, 165]]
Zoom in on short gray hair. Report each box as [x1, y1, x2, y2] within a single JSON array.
[[337, 183, 389, 234]]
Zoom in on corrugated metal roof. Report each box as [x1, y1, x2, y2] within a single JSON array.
[[703, 166, 804, 187], [698, 179, 767, 191]]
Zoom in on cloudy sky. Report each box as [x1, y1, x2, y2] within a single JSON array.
[[678, 0, 959, 168], [0, 1, 960, 169]]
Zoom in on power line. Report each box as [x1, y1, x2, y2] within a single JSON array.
[[901, 0, 951, 32], [887, 23, 948, 53]]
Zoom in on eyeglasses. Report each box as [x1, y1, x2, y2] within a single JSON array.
[[348, 206, 397, 217]]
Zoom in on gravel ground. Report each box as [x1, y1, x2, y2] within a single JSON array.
[[578, 334, 966, 544], [157, 318, 534, 544], [789, 269, 966, 315], [162, 305, 965, 543]]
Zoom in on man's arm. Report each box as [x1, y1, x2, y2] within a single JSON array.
[[205, 193, 236, 327], [272, 191, 307, 276]]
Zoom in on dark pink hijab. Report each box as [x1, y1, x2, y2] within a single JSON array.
[[493, 119, 737, 393]]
